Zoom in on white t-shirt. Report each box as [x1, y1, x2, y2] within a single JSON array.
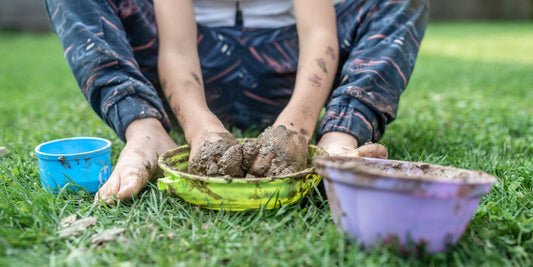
[[193, 0, 295, 28]]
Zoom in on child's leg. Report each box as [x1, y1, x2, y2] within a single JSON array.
[[318, 0, 429, 145], [45, 0, 177, 202], [44, 0, 169, 141]]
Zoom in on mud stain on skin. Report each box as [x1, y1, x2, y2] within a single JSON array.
[[173, 104, 181, 116], [161, 79, 174, 103], [181, 80, 195, 92], [134, 149, 146, 158], [308, 74, 322, 88], [191, 72, 202, 86], [143, 160, 152, 175], [300, 105, 312, 120], [173, 104, 184, 125], [160, 78, 168, 90], [316, 58, 328, 73], [326, 46, 336, 60]]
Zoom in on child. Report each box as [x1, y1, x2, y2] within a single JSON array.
[[45, 0, 428, 203]]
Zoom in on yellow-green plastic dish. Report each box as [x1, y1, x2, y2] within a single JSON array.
[[157, 139, 324, 211]]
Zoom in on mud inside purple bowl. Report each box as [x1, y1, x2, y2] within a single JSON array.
[[312, 156, 497, 253]]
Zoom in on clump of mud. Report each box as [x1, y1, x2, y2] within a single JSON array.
[[324, 157, 496, 183], [188, 133, 254, 177], [248, 125, 308, 177], [188, 126, 309, 178]]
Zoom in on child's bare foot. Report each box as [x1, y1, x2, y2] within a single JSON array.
[[94, 118, 178, 204], [317, 132, 388, 159]]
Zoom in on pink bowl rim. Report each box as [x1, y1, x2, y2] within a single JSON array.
[[313, 156, 498, 186]]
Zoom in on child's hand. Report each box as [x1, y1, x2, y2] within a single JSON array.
[[188, 131, 247, 177], [248, 125, 309, 177]]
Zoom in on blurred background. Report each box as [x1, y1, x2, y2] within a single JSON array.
[[1, 0, 532, 32]]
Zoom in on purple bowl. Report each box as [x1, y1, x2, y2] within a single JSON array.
[[313, 156, 497, 253]]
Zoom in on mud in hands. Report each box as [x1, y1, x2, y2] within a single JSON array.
[[188, 132, 259, 177], [188, 125, 309, 178], [248, 125, 309, 177]]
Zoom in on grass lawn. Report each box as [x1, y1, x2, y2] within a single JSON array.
[[1, 22, 532, 266]]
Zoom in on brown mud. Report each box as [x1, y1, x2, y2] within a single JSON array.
[[355, 143, 388, 159], [188, 126, 308, 178], [248, 125, 308, 177], [188, 132, 241, 176], [317, 157, 497, 183]]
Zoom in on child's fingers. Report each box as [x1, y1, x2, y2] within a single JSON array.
[[354, 143, 388, 159]]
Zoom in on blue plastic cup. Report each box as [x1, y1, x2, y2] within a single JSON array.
[[35, 137, 112, 194]]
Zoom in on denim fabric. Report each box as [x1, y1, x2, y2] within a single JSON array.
[[45, 0, 428, 144]]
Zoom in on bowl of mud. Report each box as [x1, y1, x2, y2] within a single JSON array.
[[313, 156, 497, 253], [157, 139, 324, 211]]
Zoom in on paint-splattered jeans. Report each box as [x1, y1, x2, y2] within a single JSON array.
[[45, 0, 428, 144]]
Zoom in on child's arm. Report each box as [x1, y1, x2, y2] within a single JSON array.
[[250, 0, 340, 175], [274, 0, 339, 141], [154, 0, 230, 154], [317, 0, 428, 156]]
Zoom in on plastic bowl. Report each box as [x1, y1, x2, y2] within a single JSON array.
[[157, 139, 324, 211], [313, 156, 497, 253], [35, 137, 112, 194]]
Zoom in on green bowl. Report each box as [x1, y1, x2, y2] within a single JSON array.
[[157, 139, 324, 211]]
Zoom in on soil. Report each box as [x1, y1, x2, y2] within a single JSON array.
[[326, 157, 496, 183], [217, 143, 245, 177], [248, 125, 308, 177], [241, 139, 260, 170], [188, 126, 308, 178], [188, 132, 241, 176], [355, 143, 388, 159], [188, 135, 261, 178]]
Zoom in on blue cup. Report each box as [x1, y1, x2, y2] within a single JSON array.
[[35, 137, 112, 194]]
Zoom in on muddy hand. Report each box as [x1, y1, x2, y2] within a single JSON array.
[[188, 132, 246, 177], [249, 125, 308, 177]]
